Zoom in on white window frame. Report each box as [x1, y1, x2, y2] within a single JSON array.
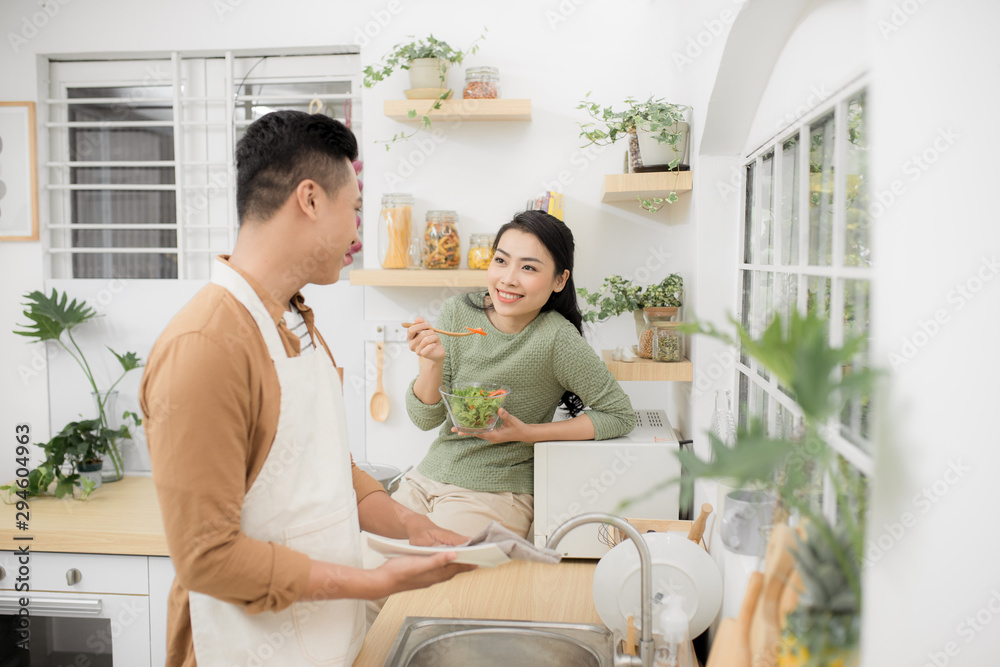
[[735, 73, 873, 494], [44, 49, 362, 280]]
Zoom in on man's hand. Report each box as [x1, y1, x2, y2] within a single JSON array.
[[452, 408, 535, 444], [303, 553, 476, 601], [402, 512, 470, 547], [369, 552, 476, 599]]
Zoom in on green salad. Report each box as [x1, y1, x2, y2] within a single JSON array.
[[446, 385, 508, 430]]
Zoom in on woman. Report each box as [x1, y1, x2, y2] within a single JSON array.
[[393, 210, 636, 538]]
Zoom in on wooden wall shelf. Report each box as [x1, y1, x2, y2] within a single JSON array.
[[601, 350, 693, 382], [350, 269, 487, 288], [384, 99, 532, 121], [601, 171, 693, 203]]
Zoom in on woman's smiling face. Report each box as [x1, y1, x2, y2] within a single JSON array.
[[486, 228, 569, 333]]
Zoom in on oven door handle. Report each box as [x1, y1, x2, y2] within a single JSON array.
[[0, 595, 103, 615]]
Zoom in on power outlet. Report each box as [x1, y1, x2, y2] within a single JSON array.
[[366, 321, 408, 343]]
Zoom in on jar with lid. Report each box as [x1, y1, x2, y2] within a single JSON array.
[[468, 233, 495, 270], [423, 211, 460, 269], [652, 322, 685, 362], [377, 193, 414, 269], [463, 66, 500, 99], [637, 307, 680, 359]]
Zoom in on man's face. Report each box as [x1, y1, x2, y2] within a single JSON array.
[[307, 159, 362, 285]]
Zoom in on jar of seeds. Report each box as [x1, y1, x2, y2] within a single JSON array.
[[652, 322, 685, 362]]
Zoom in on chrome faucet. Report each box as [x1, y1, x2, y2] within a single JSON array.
[[546, 513, 654, 667]]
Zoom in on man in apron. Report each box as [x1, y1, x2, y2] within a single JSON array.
[[141, 110, 474, 667]]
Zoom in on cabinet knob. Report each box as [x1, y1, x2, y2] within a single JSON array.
[[66, 568, 82, 586], [0, 566, 5, 581]]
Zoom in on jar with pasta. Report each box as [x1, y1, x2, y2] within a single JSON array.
[[422, 211, 460, 269], [377, 193, 414, 269], [463, 66, 500, 99], [467, 233, 495, 270]]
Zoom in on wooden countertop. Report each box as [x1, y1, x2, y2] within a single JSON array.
[[354, 559, 601, 666], [0, 475, 169, 556]]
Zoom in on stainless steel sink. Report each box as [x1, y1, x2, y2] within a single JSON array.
[[384, 617, 615, 667]]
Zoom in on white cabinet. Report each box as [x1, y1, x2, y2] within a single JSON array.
[[148, 556, 176, 667]]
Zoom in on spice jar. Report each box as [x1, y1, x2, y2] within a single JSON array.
[[377, 193, 413, 269], [463, 66, 500, 99], [637, 307, 680, 359], [423, 211, 460, 269], [652, 322, 685, 362], [467, 233, 495, 270]]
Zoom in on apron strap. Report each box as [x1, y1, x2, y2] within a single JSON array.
[[210, 259, 287, 362]]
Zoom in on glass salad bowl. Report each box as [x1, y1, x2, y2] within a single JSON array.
[[439, 382, 511, 433]]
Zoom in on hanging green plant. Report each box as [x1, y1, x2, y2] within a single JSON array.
[[363, 30, 487, 149]]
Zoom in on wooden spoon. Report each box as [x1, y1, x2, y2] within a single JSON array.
[[402, 322, 486, 337], [687, 503, 713, 544], [369, 341, 390, 422], [707, 571, 763, 667]]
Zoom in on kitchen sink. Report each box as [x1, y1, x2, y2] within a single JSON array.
[[383, 617, 615, 667]]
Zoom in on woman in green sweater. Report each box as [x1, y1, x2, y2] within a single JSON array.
[[394, 210, 636, 538]]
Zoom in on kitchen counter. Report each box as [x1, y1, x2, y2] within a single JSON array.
[[353, 559, 602, 666], [0, 475, 169, 556]]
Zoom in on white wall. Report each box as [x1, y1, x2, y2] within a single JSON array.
[[863, 0, 1000, 664], [0, 0, 706, 481]]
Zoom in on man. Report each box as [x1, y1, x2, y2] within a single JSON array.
[[140, 110, 473, 667]]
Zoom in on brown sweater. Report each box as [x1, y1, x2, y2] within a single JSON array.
[[140, 256, 383, 667]]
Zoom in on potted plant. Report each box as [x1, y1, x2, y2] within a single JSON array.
[[578, 274, 683, 356], [577, 94, 691, 212], [652, 310, 873, 666], [363, 30, 487, 148], [11, 289, 144, 488]]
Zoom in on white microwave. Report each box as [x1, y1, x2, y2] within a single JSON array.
[[533, 409, 682, 558]]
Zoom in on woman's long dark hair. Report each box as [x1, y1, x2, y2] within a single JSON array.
[[466, 210, 586, 417]]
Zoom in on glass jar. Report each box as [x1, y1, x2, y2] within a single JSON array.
[[468, 233, 495, 270], [637, 307, 680, 359], [652, 322, 685, 362], [423, 210, 460, 269], [463, 66, 500, 99], [377, 193, 413, 269]]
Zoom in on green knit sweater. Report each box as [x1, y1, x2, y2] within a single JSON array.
[[405, 293, 636, 494]]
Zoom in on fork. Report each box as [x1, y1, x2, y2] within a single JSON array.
[[401, 322, 487, 337]]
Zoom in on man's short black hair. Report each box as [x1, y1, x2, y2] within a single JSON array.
[[235, 110, 359, 225]]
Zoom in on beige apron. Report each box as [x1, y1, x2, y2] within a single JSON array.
[[189, 259, 365, 666]]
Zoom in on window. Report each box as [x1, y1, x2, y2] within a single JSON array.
[[737, 78, 872, 478], [45, 50, 361, 280]]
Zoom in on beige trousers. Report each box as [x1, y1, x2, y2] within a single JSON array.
[[390, 469, 534, 539]]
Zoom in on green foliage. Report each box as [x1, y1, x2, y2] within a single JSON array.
[[671, 308, 874, 659], [577, 94, 689, 210], [13, 290, 96, 342], [577, 274, 683, 323], [782, 522, 862, 667], [10, 289, 144, 496], [684, 311, 876, 423], [577, 94, 689, 151], [362, 29, 488, 149]]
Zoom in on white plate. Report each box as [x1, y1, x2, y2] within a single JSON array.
[[365, 533, 511, 568], [592, 532, 722, 638]]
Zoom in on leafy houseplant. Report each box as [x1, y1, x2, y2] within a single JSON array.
[[10, 290, 143, 496], [669, 310, 872, 666], [577, 94, 691, 212], [363, 30, 487, 149], [577, 274, 683, 323], [577, 274, 684, 359]]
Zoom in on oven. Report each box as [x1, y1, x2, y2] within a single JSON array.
[[0, 551, 152, 666]]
